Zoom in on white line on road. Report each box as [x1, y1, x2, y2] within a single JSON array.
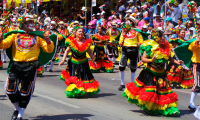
[[34, 93, 81, 109]]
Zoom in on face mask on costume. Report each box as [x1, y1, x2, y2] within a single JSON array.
[[50, 25, 55, 29], [13, 22, 18, 26], [59, 25, 64, 28], [25, 23, 35, 30]]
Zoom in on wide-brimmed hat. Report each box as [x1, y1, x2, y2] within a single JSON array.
[[81, 7, 87, 11], [126, 9, 132, 13], [155, 14, 160, 17], [125, 16, 136, 25], [59, 21, 64, 25], [18, 15, 37, 28], [127, 0, 133, 3], [50, 21, 57, 26]]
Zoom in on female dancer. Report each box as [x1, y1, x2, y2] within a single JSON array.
[[89, 26, 114, 73], [123, 30, 182, 116], [59, 25, 100, 97], [166, 29, 194, 89]]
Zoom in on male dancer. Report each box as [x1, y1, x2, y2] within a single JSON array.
[[0, 15, 55, 120], [106, 22, 120, 63], [48, 20, 66, 72], [118, 16, 144, 91]]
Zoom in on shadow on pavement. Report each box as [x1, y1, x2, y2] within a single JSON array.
[[0, 95, 7, 100], [30, 114, 93, 120], [81, 93, 116, 99], [41, 75, 60, 77]]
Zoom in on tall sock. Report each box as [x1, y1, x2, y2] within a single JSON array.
[[49, 61, 55, 70], [190, 91, 197, 107], [3, 53, 6, 61], [119, 71, 125, 85], [131, 72, 135, 82], [13, 102, 20, 111], [17, 107, 26, 118]]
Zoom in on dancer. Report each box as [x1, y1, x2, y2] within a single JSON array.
[[48, 20, 66, 72], [166, 29, 194, 89], [106, 22, 120, 63], [118, 17, 144, 91], [59, 25, 100, 97], [123, 30, 182, 116], [0, 15, 55, 120], [89, 26, 114, 73]]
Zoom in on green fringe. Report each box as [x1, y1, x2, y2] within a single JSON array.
[[88, 89, 100, 96], [65, 88, 86, 98], [90, 69, 101, 73], [37, 74, 43, 77], [105, 69, 114, 73], [55, 59, 60, 63], [6, 68, 10, 74], [65, 88, 100, 98], [122, 92, 180, 116], [59, 75, 65, 81]]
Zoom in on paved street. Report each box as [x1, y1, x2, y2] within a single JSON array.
[[0, 57, 199, 120]]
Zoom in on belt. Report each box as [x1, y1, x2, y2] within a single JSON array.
[[13, 60, 40, 68]]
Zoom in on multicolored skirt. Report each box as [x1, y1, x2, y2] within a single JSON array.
[[123, 69, 180, 116], [60, 59, 100, 97]]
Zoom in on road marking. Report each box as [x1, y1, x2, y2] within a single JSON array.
[[34, 93, 81, 109]]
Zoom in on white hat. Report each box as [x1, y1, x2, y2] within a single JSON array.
[[50, 21, 57, 25], [74, 21, 79, 24], [92, 14, 96, 17], [81, 7, 87, 11], [97, 13, 101, 16], [0, 21, 3, 25], [15, 7, 19, 10], [26, 15, 37, 22], [12, 18, 17, 22], [142, 25, 148, 29], [125, 16, 136, 25], [101, 11, 105, 15], [157, 27, 163, 31], [59, 21, 64, 25], [0, 7, 2, 10], [126, 9, 132, 13], [128, 0, 133, 3]]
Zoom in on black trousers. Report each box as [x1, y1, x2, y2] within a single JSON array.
[[107, 44, 118, 58], [5, 61, 37, 108], [119, 47, 139, 72]]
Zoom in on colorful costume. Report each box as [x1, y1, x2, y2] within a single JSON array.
[[123, 40, 180, 116], [2, 29, 56, 120], [106, 27, 120, 63], [88, 34, 114, 73], [166, 38, 194, 89], [60, 36, 100, 97]]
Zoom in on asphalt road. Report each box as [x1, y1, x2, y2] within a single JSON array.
[[0, 57, 199, 120]]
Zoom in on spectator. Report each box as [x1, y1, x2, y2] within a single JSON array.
[[164, 17, 174, 36], [185, 27, 196, 40], [135, 7, 141, 16], [141, 4, 148, 18], [126, 0, 135, 13], [77, 7, 87, 25], [96, 13, 102, 33], [125, 9, 132, 17], [143, 17, 150, 26], [142, 25, 148, 33], [167, 0, 181, 26], [175, 18, 185, 29], [147, 2, 154, 22], [44, 12, 51, 26], [88, 14, 97, 34], [147, 23, 154, 34], [117, 0, 125, 17], [153, 14, 164, 30], [141, 0, 148, 6], [113, 14, 121, 24], [137, 13, 145, 29]]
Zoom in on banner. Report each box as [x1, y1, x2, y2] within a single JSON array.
[[92, 0, 96, 7]]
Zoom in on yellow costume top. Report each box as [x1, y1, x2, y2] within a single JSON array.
[[0, 33, 54, 62], [188, 41, 200, 63], [119, 29, 144, 47], [106, 28, 120, 42], [9, 26, 19, 32]]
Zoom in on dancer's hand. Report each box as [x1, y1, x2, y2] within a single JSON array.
[[44, 33, 51, 42], [152, 54, 158, 62], [0, 33, 3, 42], [177, 60, 184, 65], [137, 42, 141, 47], [58, 60, 65, 66], [92, 61, 97, 67]]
